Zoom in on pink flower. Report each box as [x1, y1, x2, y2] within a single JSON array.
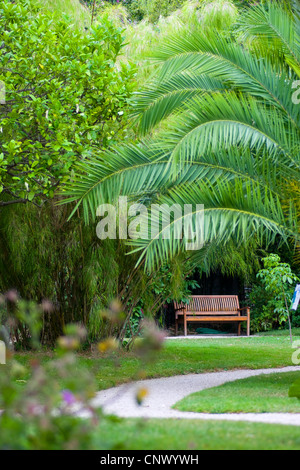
[[62, 390, 76, 406]]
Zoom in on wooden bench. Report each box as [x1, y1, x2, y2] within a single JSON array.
[[174, 295, 250, 336]]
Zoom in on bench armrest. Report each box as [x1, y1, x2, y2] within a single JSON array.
[[238, 307, 250, 312], [174, 306, 186, 312]]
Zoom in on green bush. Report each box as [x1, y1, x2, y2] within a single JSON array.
[[292, 310, 300, 328], [249, 284, 278, 333], [126, 0, 186, 22], [249, 254, 300, 334], [0, 0, 134, 207]]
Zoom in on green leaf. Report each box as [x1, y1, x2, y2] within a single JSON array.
[[289, 378, 300, 399]]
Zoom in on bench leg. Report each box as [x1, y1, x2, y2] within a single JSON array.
[[184, 312, 187, 336], [247, 313, 250, 337], [175, 316, 178, 336], [237, 322, 241, 336]]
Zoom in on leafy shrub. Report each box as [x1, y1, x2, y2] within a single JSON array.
[[250, 254, 299, 334], [249, 283, 276, 333], [292, 310, 300, 328], [0, 0, 135, 206], [126, 0, 186, 22]]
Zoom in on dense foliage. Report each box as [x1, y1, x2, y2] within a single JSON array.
[[0, 0, 134, 206], [65, 2, 300, 274], [2, 0, 300, 452], [250, 254, 299, 335], [0, 0, 136, 345], [2, 0, 300, 342]]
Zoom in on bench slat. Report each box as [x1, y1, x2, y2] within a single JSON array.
[[179, 311, 239, 316], [175, 295, 239, 312], [177, 316, 248, 322], [174, 295, 250, 337]]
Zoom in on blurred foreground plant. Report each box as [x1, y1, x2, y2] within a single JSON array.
[[0, 296, 165, 449], [0, 322, 100, 450]]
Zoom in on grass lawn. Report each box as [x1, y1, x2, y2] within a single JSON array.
[[96, 418, 300, 450], [9, 332, 300, 450], [174, 371, 300, 413], [14, 334, 300, 390], [257, 328, 300, 337]]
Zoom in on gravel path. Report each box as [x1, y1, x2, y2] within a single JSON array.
[[92, 366, 300, 426]]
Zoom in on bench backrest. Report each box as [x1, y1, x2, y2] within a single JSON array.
[[174, 295, 240, 315]]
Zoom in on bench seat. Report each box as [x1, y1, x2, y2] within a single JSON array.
[[174, 295, 250, 336]]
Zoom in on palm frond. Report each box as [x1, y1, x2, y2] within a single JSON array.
[[60, 143, 168, 223], [128, 179, 299, 271], [134, 29, 300, 132], [155, 92, 300, 170], [133, 73, 225, 135], [61, 1, 300, 272], [237, 1, 300, 76]]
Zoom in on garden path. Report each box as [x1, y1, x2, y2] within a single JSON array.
[[92, 366, 300, 426]]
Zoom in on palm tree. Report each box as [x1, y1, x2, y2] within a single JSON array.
[[62, 1, 300, 271]]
